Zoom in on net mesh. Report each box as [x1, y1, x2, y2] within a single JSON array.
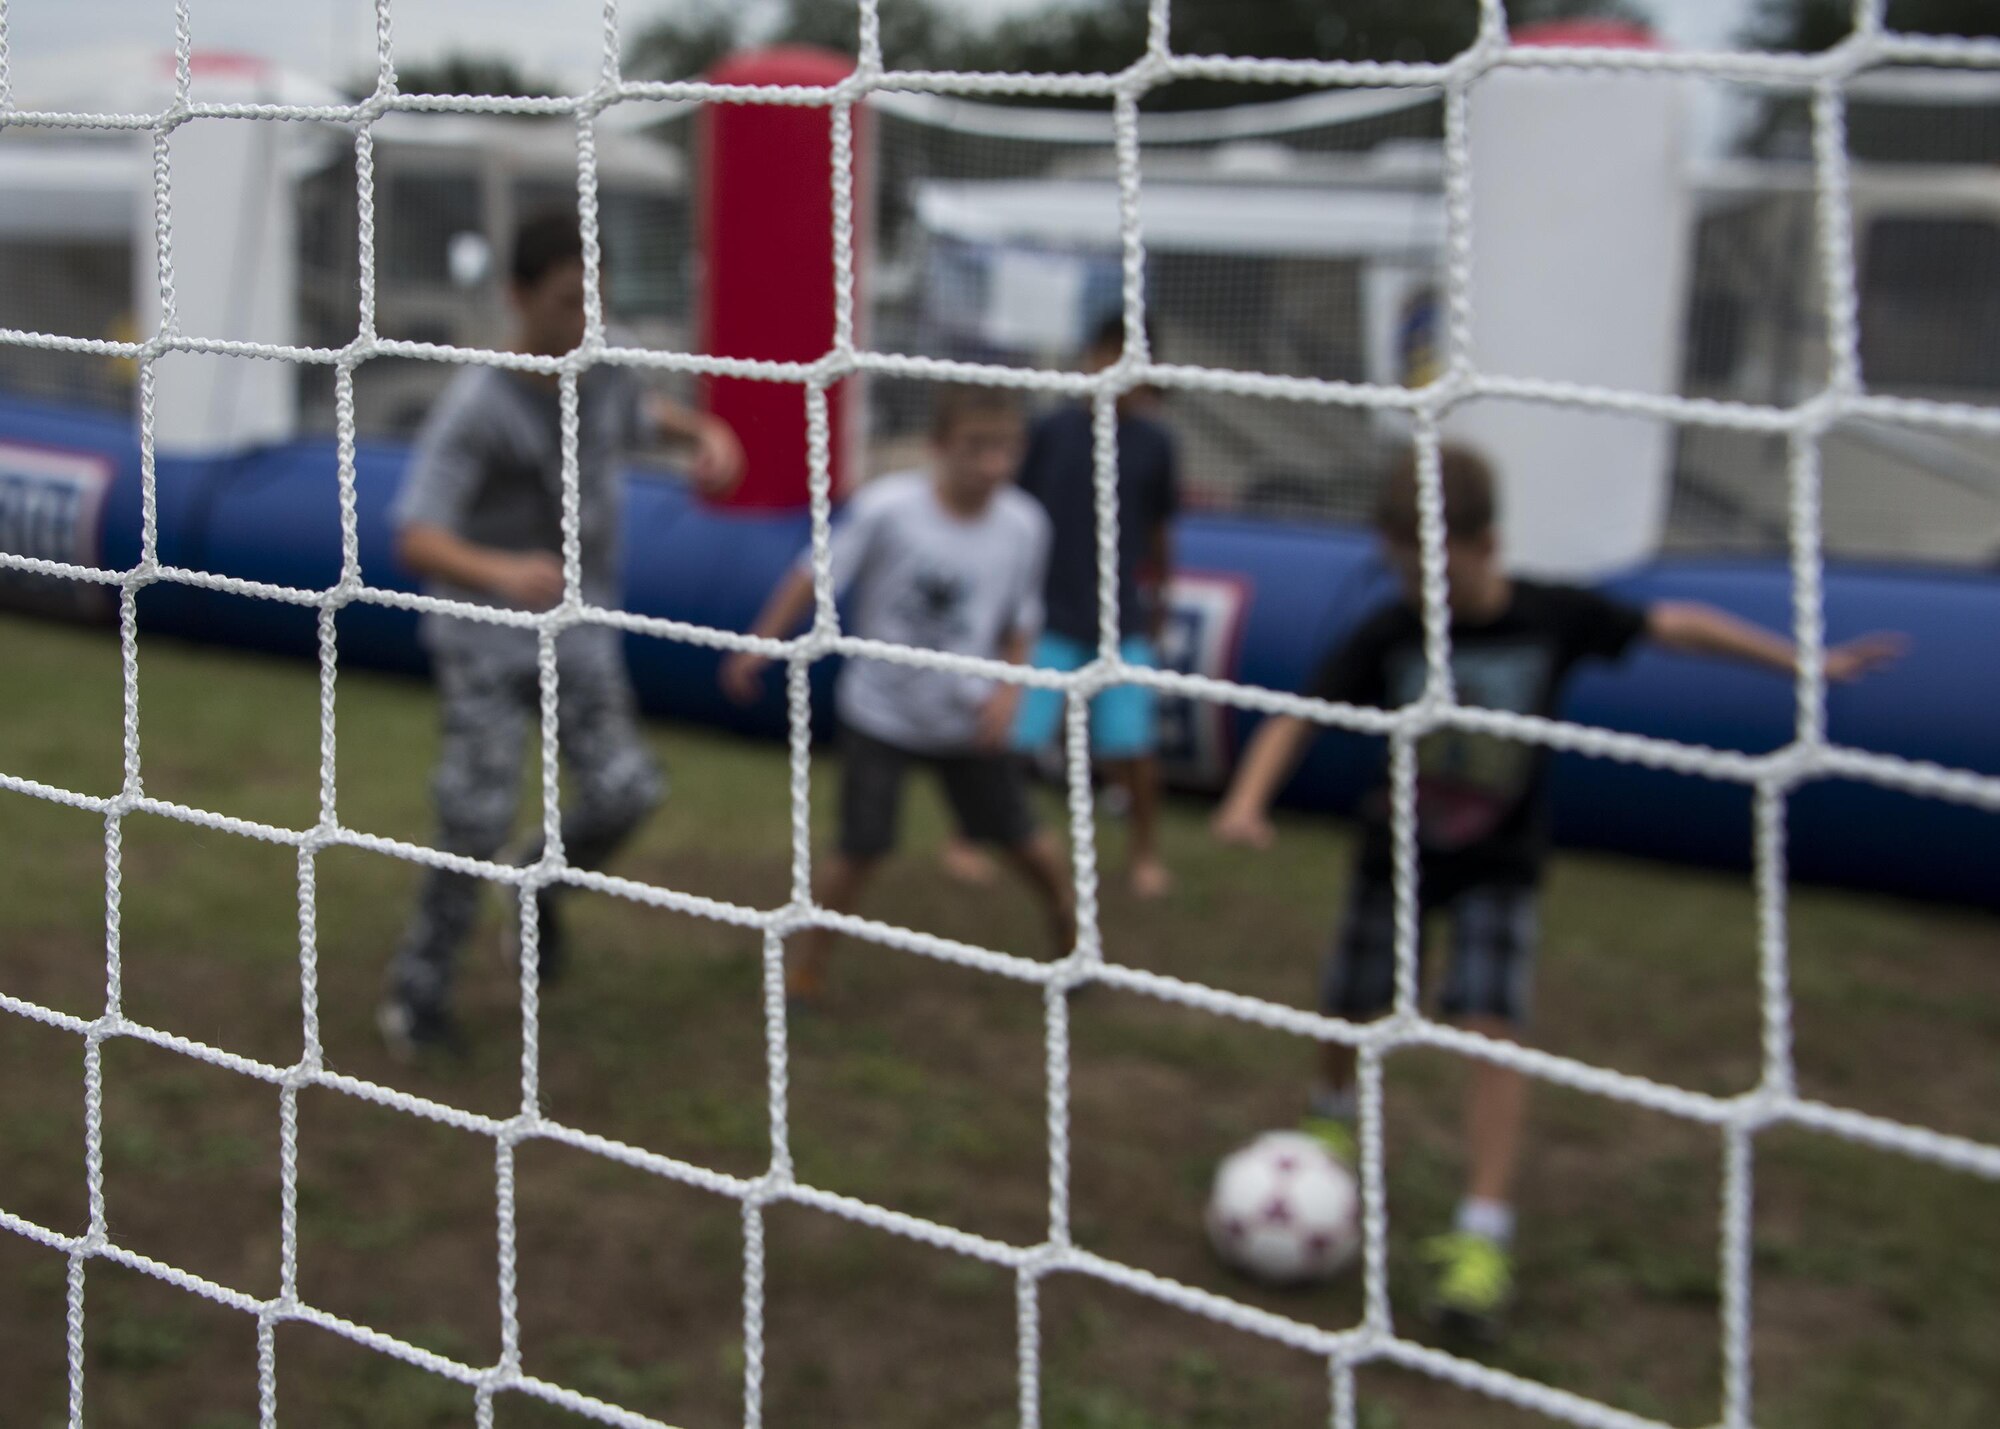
[[1, 2, 2000, 1426]]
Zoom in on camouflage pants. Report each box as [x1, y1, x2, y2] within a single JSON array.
[[390, 635, 664, 1013]]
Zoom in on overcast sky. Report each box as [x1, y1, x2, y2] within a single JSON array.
[[7, 0, 1756, 100]]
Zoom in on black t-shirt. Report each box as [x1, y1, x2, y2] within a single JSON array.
[[1015, 403, 1181, 646], [1311, 580, 1650, 885]]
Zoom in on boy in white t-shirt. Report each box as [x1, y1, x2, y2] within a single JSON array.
[[723, 385, 1076, 1001]]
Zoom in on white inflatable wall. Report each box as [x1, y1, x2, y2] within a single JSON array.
[[142, 114, 301, 453], [117, 56, 337, 456], [1450, 55, 1692, 578]]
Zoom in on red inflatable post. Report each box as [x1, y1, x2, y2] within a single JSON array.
[[698, 48, 867, 510], [1508, 19, 1658, 48]]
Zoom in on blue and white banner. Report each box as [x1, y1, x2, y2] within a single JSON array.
[[0, 440, 116, 618], [1155, 571, 1252, 790]]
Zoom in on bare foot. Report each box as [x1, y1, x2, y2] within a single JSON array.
[[1129, 859, 1172, 900], [940, 837, 999, 887]]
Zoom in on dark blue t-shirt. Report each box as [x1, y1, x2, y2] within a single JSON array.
[[1015, 403, 1181, 646]]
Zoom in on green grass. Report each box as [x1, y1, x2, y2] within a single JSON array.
[[1, 610, 1997, 1429]]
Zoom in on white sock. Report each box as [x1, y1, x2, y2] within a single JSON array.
[[1309, 1084, 1357, 1123], [1455, 1197, 1515, 1245]]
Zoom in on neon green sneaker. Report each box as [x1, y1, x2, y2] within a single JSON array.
[[1422, 1232, 1513, 1340], [1300, 1115, 1357, 1167]]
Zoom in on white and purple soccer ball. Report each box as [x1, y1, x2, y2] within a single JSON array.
[[1205, 1130, 1361, 1286]]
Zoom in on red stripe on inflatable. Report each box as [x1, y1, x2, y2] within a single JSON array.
[[1510, 20, 1659, 49], [697, 47, 866, 511]]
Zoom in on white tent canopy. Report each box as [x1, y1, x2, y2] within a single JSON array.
[[14, 45, 347, 116], [0, 144, 146, 240], [914, 178, 1443, 259]]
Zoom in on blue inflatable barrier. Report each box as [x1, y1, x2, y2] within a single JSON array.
[[1, 393, 1994, 906]]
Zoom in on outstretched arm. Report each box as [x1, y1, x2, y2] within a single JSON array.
[[1211, 714, 1318, 848], [647, 393, 745, 497], [720, 567, 817, 704], [1647, 602, 1905, 682]]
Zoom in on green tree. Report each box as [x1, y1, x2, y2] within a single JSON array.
[[1741, 0, 2000, 52], [626, 0, 977, 80], [624, 0, 748, 83], [773, 0, 976, 70], [985, 0, 1643, 108], [626, 0, 1643, 107], [1738, 0, 2000, 157], [382, 53, 559, 98]]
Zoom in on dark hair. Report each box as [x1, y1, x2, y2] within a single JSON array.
[[510, 209, 587, 290], [1085, 313, 1158, 360], [929, 383, 1024, 440], [1375, 442, 1497, 544]]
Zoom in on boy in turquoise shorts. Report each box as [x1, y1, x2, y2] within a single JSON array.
[[990, 317, 1181, 898]]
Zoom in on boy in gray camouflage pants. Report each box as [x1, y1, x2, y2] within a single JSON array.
[[381, 211, 742, 1056]]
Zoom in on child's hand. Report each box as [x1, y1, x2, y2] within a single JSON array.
[[720, 651, 771, 705], [974, 686, 1021, 752], [487, 551, 565, 611], [1211, 803, 1275, 849], [689, 416, 746, 498], [1824, 632, 1907, 683]]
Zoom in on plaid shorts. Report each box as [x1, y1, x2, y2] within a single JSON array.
[[1320, 873, 1540, 1027]]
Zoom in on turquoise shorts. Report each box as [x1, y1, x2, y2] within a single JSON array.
[[1013, 633, 1159, 761]]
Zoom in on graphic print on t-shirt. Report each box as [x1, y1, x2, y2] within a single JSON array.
[[894, 565, 973, 647], [1385, 640, 1553, 851]]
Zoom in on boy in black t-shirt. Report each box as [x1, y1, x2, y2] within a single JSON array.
[[1213, 444, 1901, 1335]]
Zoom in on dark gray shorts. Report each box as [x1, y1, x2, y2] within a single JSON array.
[[838, 727, 1038, 860], [1321, 874, 1540, 1027]]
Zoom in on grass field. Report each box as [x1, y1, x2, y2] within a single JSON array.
[[1, 608, 1997, 1429]]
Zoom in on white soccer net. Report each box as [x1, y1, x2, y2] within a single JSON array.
[[2, 1, 1999, 1426]]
